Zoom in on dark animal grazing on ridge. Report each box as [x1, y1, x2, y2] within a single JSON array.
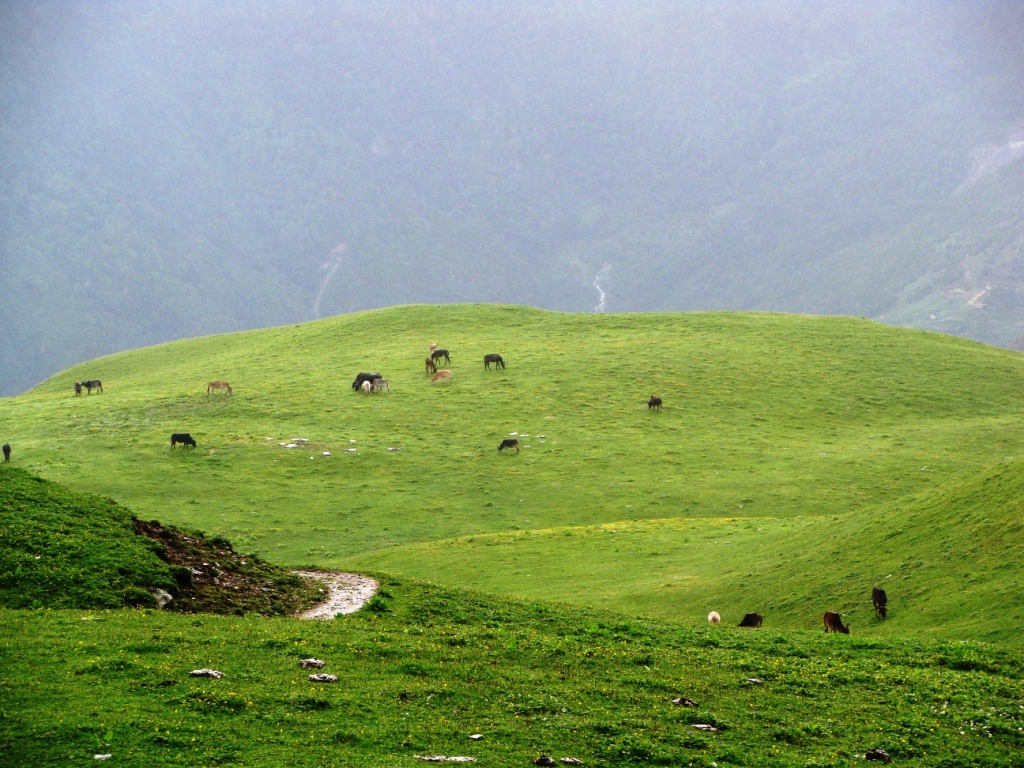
[[484, 353, 505, 370], [498, 438, 520, 453], [2, 444, 10, 463], [872, 587, 888, 619], [431, 349, 451, 365], [170, 433, 197, 449], [352, 373, 382, 391], [823, 611, 850, 634], [73, 382, 82, 395], [81, 380, 103, 394], [648, 395, 662, 410], [425, 357, 437, 375], [738, 612, 762, 628]]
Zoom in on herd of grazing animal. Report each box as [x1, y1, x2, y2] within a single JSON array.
[[45, 339, 897, 634], [707, 588, 888, 634]]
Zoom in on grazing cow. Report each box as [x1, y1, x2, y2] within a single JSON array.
[[429, 343, 438, 352], [425, 357, 437, 375], [498, 438, 520, 453], [73, 382, 82, 396], [708, 611, 721, 624], [207, 380, 232, 395], [431, 369, 452, 383], [2, 443, 10, 463], [823, 611, 850, 634], [81, 379, 103, 394], [371, 378, 390, 393], [431, 349, 451, 365], [361, 380, 372, 395], [648, 395, 662, 410], [170, 433, 197, 449], [484, 353, 505, 370], [352, 372, 382, 391], [738, 612, 763, 628], [872, 587, 888, 619]]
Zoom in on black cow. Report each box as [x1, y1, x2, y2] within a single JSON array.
[[738, 612, 762, 628], [351, 372, 382, 391], [872, 587, 888, 619], [170, 433, 197, 449], [431, 349, 451, 365], [498, 438, 520, 453], [2, 443, 10, 463], [484, 353, 505, 370], [81, 379, 103, 394], [648, 395, 662, 410]]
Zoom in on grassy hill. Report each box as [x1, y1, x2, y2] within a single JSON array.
[[3, 304, 1024, 640], [3, 582, 1024, 767]]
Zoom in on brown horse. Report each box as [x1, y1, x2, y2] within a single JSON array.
[[431, 369, 452, 383], [73, 382, 82, 395], [425, 357, 437, 375], [648, 395, 662, 410], [207, 380, 232, 395]]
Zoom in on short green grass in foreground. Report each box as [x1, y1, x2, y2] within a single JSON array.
[[3, 581, 1024, 767], [4, 305, 1024, 638]]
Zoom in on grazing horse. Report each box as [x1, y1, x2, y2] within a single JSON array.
[[708, 611, 721, 624], [484, 353, 505, 370], [371, 378, 390, 393], [425, 357, 437, 375], [73, 382, 82, 396], [81, 380, 103, 394], [352, 373, 382, 391], [823, 611, 850, 634], [2, 443, 10, 463], [648, 395, 662, 410], [738, 612, 763, 628], [207, 380, 232, 395], [431, 349, 451, 365], [431, 369, 452, 383], [170, 433, 197, 449], [361, 380, 373, 395], [498, 438, 520, 453], [872, 587, 888, 619]]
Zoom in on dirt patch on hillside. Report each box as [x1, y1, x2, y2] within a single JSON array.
[[293, 570, 379, 619], [132, 518, 321, 616]]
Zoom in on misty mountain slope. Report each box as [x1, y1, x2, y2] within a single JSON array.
[[2, 1, 1024, 395]]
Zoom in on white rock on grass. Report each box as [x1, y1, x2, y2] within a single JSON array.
[[308, 673, 338, 683], [189, 669, 223, 679], [300, 658, 326, 669], [94, 756, 112, 761]]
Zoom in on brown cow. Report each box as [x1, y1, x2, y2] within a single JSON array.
[[872, 587, 888, 619], [738, 612, 762, 628], [823, 611, 850, 634], [425, 357, 437, 375], [431, 369, 452, 383]]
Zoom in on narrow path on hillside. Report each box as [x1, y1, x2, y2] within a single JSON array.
[[293, 570, 379, 619]]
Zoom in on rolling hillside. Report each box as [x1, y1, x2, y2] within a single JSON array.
[[3, 304, 1024, 641]]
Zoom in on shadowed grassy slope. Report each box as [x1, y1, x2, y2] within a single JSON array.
[[346, 458, 1024, 645]]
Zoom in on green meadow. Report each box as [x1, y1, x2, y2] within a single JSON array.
[[3, 304, 1024, 640]]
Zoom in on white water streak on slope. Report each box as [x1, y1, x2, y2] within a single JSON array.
[[313, 243, 346, 318], [593, 264, 612, 312]]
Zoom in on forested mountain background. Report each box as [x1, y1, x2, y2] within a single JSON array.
[[2, 1, 1024, 396]]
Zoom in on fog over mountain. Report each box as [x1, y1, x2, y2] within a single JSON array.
[[2, 1, 1024, 396]]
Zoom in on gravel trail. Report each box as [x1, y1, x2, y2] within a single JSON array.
[[293, 570, 379, 619]]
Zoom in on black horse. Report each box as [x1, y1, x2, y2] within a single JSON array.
[[872, 587, 888, 619], [2, 443, 10, 463], [81, 380, 103, 394], [171, 433, 197, 449], [431, 349, 451, 365], [484, 353, 505, 370], [648, 395, 662, 410], [498, 438, 520, 453], [352, 372, 382, 391]]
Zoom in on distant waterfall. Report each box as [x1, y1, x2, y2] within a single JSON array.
[[593, 264, 611, 312], [313, 243, 346, 318]]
